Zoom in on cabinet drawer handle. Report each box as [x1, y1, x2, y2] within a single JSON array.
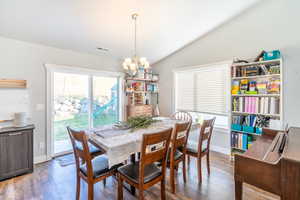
[[8, 132, 23, 136]]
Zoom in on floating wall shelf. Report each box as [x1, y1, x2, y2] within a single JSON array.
[[0, 79, 27, 88]]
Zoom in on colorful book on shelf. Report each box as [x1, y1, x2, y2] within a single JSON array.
[[248, 97, 252, 113], [245, 97, 249, 112], [260, 97, 264, 114], [249, 97, 255, 113], [242, 134, 248, 150], [239, 97, 244, 112], [255, 97, 259, 113], [264, 97, 269, 114]]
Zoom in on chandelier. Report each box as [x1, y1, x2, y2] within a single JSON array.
[[123, 13, 150, 76]]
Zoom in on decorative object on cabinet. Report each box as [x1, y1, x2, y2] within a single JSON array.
[[127, 105, 153, 118]]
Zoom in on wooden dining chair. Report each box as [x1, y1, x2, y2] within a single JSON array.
[[67, 127, 122, 200], [168, 121, 190, 193], [117, 128, 173, 200], [170, 111, 192, 122], [67, 127, 104, 159], [186, 117, 216, 183], [170, 111, 193, 137]]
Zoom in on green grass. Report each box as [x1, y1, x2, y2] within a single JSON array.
[[54, 113, 118, 141]]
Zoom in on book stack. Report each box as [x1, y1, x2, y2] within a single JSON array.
[[232, 97, 280, 114], [231, 133, 253, 150], [232, 115, 259, 128]]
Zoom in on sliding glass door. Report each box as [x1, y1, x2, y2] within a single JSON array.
[[92, 76, 119, 127], [51, 71, 121, 156]]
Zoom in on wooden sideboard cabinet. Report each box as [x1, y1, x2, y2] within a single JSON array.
[[0, 125, 34, 181], [127, 105, 153, 118]]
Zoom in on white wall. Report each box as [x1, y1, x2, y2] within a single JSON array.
[[0, 36, 120, 161], [153, 0, 300, 153]]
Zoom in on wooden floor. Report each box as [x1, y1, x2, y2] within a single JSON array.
[[0, 151, 280, 200]]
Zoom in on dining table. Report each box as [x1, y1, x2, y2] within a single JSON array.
[[87, 117, 200, 194], [87, 117, 188, 167]]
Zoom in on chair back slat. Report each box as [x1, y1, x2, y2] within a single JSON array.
[[67, 127, 94, 177], [197, 117, 216, 153], [140, 128, 172, 165], [172, 122, 190, 150]]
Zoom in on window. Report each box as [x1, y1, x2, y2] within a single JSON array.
[[174, 62, 230, 128]]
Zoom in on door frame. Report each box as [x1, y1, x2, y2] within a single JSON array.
[[45, 64, 124, 159]]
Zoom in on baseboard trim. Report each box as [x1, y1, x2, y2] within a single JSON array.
[[211, 145, 231, 155], [34, 155, 50, 164]]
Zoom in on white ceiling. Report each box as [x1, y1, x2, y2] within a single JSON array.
[[0, 0, 260, 64]]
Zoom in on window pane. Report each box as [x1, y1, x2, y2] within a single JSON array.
[[93, 76, 119, 127], [53, 72, 89, 154], [175, 71, 194, 111], [194, 66, 229, 114]]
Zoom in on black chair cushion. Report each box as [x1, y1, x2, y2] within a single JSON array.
[[75, 141, 103, 156], [80, 155, 120, 178], [166, 149, 183, 163], [88, 143, 103, 155], [118, 162, 162, 184], [172, 149, 183, 160], [156, 149, 183, 167]]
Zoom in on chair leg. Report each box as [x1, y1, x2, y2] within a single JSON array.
[[103, 178, 106, 187], [138, 188, 144, 200], [76, 175, 81, 200], [117, 175, 123, 200], [170, 165, 176, 193], [161, 179, 166, 200], [174, 165, 178, 171], [88, 183, 94, 200], [206, 153, 210, 175], [182, 157, 187, 183], [235, 180, 243, 200], [197, 157, 202, 183], [187, 155, 190, 164]]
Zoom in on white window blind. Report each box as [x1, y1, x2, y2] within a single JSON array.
[[175, 71, 194, 111], [175, 63, 229, 115]]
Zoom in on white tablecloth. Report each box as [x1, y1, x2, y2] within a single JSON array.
[[88, 117, 186, 168]]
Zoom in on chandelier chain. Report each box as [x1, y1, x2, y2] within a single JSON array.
[[134, 14, 137, 58]]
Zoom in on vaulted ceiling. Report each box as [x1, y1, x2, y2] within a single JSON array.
[[0, 0, 260, 64]]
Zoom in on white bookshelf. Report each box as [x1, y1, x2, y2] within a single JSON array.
[[230, 58, 283, 157]]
